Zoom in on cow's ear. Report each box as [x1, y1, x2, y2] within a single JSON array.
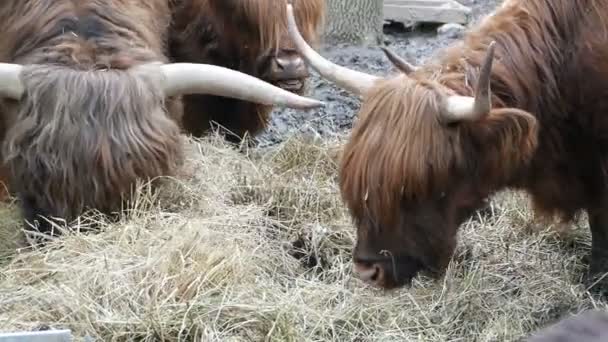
[[465, 108, 539, 181]]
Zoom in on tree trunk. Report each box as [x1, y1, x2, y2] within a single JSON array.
[[323, 0, 384, 46]]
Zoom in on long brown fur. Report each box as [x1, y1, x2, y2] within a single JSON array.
[[169, 0, 325, 140], [4, 65, 182, 225], [340, 0, 608, 284], [0, 0, 184, 233]]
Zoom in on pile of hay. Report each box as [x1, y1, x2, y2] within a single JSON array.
[[0, 133, 605, 341]]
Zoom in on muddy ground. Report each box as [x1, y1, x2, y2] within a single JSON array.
[[258, 0, 502, 146]]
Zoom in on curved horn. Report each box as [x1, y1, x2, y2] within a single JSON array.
[[286, 4, 380, 96], [0, 63, 24, 100], [440, 41, 496, 124], [380, 47, 418, 75], [157, 63, 324, 109]]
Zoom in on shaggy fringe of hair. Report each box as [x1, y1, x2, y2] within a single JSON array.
[[3, 65, 183, 223], [174, 0, 325, 59], [340, 0, 606, 226], [209, 0, 324, 54]]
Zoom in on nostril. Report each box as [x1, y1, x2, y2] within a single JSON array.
[[274, 57, 291, 69], [354, 262, 384, 284], [370, 264, 381, 282], [275, 56, 306, 69], [292, 57, 305, 68]]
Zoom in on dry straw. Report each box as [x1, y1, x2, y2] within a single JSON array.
[[0, 133, 605, 341]]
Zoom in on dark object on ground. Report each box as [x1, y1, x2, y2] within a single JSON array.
[[526, 310, 608, 342]]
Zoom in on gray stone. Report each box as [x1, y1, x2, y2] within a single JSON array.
[[0, 330, 72, 342], [437, 22, 466, 38], [384, 0, 472, 25]]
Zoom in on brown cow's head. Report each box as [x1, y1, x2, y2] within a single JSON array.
[[0, 62, 322, 231], [169, 0, 326, 140], [170, 0, 325, 94], [285, 4, 539, 288], [0, 1, 324, 237]]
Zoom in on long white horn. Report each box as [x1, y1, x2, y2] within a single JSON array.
[[440, 41, 496, 124], [286, 4, 380, 96], [158, 63, 324, 109], [0, 63, 24, 100]]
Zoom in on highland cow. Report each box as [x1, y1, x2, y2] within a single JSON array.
[[286, 0, 608, 290], [0, 0, 322, 236], [169, 0, 325, 141]]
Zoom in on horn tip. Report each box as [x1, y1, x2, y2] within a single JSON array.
[[286, 3, 296, 26], [300, 99, 325, 109], [379, 46, 392, 57], [306, 100, 325, 109], [487, 41, 497, 53], [379, 47, 394, 59], [281, 97, 325, 109], [379, 46, 393, 61]]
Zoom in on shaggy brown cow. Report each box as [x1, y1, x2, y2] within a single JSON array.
[[526, 310, 608, 342], [0, 0, 322, 235], [169, 0, 325, 141], [285, 1, 608, 289]]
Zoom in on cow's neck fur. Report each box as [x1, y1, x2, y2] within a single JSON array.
[[433, 0, 608, 221]]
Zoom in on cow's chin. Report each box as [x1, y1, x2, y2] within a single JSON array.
[[276, 79, 305, 93], [388, 257, 427, 288], [270, 77, 307, 94]]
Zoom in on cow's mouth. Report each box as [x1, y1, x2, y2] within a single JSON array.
[[276, 79, 304, 92]]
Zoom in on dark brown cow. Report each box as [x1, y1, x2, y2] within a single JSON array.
[[286, 1, 608, 290], [0, 0, 323, 236], [526, 310, 608, 342], [169, 0, 325, 141]]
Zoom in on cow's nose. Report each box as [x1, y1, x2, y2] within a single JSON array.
[[353, 261, 384, 285], [269, 55, 308, 79], [353, 253, 425, 289]]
